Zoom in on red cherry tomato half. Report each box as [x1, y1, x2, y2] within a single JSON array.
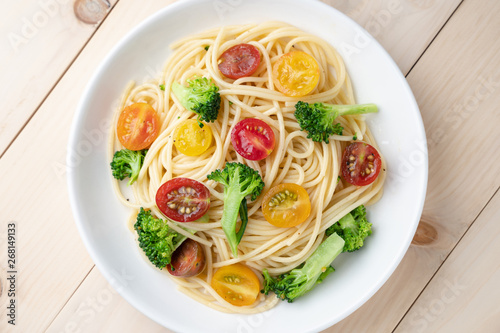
[[341, 142, 382, 186], [218, 44, 261, 79], [166, 239, 206, 277], [231, 118, 276, 161], [156, 178, 210, 222]]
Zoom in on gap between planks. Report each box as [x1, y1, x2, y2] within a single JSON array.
[[43, 265, 97, 332], [0, 0, 121, 161], [26, 1, 465, 331], [392, 185, 500, 332]]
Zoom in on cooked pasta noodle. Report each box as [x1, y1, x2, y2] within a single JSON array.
[[108, 22, 385, 313]]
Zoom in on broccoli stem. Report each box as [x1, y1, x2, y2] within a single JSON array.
[[221, 186, 246, 256], [300, 232, 344, 282], [334, 103, 378, 117], [236, 198, 248, 244]]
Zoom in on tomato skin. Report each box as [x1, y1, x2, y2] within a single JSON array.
[[272, 51, 320, 97], [173, 119, 213, 156], [156, 178, 210, 222], [117, 103, 160, 150], [341, 142, 382, 186], [262, 183, 311, 228], [166, 239, 206, 277], [211, 263, 260, 306], [218, 44, 261, 79], [231, 118, 275, 161]]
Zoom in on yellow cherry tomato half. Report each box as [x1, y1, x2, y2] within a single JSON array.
[[211, 263, 260, 306], [272, 51, 320, 97], [173, 119, 213, 156], [262, 183, 311, 228], [117, 103, 160, 151]]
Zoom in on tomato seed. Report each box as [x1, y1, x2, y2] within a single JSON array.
[[349, 155, 355, 161], [367, 155, 374, 161]]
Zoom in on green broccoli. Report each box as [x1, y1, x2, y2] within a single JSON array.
[[326, 205, 372, 252], [207, 162, 264, 256], [134, 208, 187, 269], [294, 101, 378, 143], [262, 232, 345, 302], [171, 77, 221, 127], [110, 148, 147, 185]]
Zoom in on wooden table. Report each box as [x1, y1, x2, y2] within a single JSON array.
[[1, 0, 499, 332]]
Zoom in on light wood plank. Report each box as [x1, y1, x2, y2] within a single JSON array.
[[46, 267, 169, 333], [395, 188, 500, 333], [0, 1, 177, 332], [0, 0, 463, 332], [323, 0, 500, 331], [322, 0, 462, 73], [0, 0, 117, 156]]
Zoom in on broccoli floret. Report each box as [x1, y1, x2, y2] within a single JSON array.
[[326, 205, 372, 252], [134, 208, 187, 269], [262, 233, 345, 302], [207, 162, 264, 256], [171, 77, 221, 127], [110, 148, 147, 185], [294, 101, 378, 143]]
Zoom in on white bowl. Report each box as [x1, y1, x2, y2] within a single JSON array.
[[68, 0, 427, 332]]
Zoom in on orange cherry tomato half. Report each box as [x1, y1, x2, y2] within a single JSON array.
[[173, 119, 213, 156], [231, 118, 275, 161], [211, 263, 260, 306], [166, 239, 206, 277], [156, 178, 210, 222], [272, 51, 320, 97], [341, 142, 382, 186], [117, 103, 161, 150], [262, 183, 311, 228], [218, 43, 261, 79]]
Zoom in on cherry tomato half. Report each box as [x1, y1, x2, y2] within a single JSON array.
[[262, 183, 311, 228], [341, 142, 382, 186], [211, 263, 260, 306], [173, 119, 213, 156], [156, 178, 210, 222], [231, 118, 275, 161], [117, 103, 160, 150], [218, 44, 261, 79], [272, 51, 320, 97], [166, 239, 206, 277]]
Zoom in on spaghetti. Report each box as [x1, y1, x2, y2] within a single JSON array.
[[108, 21, 385, 313]]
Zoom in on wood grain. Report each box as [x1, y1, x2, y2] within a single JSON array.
[[322, 0, 462, 73], [323, 0, 500, 331], [0, 0, 495, 332], [0, 1, 177, 331], [0, 0, 118, 156], [37, 0, 461, 331], [395, 188, 500, 332], [46, 267, 168, 333]]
